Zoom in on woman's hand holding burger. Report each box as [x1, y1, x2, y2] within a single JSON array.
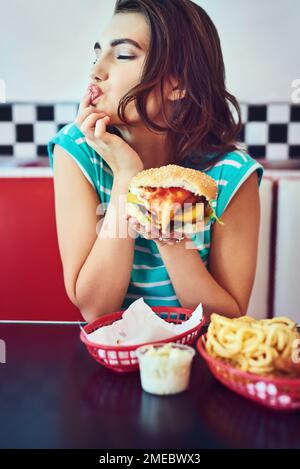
[[125, 215, 187, 247], [75, 90, 144, 179]]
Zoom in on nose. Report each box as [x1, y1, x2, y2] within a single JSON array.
[[89, 71, 104, 83], [90, 64, 107, 83]]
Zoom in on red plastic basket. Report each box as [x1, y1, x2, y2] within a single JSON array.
[[80, 306, 205, 373], [197, 334, 300, 411]]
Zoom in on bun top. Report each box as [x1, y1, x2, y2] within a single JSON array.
[[129, 164, 218, 200]]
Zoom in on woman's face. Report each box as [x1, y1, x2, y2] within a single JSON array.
[[90, 12, 173, 127]]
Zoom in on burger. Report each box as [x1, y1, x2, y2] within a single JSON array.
[[126, 164, 223, 238]]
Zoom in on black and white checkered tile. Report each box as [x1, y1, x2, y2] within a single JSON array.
[[238, 103, 300, 160], [0, 103, 78, 159], [0, 103, 299, 160]]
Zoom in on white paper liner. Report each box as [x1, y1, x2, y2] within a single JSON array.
[[83, 297, 203, 349]]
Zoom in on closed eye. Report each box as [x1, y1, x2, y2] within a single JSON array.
[[117, 55, 136, 60], [93, 55, 136, 64]]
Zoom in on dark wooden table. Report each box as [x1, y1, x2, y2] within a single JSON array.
[[0, 322, 299, 449]]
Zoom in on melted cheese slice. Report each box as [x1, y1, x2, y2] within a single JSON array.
[[173, 203, 204, 223]]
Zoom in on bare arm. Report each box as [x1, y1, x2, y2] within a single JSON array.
[[52, 144, 139, 322]]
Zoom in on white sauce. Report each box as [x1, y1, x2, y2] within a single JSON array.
[[136, 343, 195, 395]]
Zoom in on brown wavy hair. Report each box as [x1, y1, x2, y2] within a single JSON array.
[[109, 0, 243, 169]]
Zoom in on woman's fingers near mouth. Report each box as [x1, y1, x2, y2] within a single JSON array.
[[81, 113, 108, 133], [77, 90, 104, 112], [94, 116, 110, 137], [78, 91, 94, 113], [76, 107, 106, 127]]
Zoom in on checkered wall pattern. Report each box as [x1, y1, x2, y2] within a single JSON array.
[[0, 103, 299, 160]]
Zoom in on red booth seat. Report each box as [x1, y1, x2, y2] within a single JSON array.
[[0, 177, 83, 321]]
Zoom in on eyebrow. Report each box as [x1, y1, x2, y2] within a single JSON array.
[[94, 38, 143, 51]]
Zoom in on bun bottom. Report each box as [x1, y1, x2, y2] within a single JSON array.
[[126, 203, 209, 237]]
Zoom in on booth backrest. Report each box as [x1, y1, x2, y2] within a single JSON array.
[[274, 178, 300, 322], [0, 177, 82, 321]]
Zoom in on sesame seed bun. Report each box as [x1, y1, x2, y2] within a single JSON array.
[[128, 164, 218, 201]]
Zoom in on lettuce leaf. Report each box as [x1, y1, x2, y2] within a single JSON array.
[[208, 200, 225, 226]]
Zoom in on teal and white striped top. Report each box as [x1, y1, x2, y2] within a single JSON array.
[[48, 122, 264, 310]]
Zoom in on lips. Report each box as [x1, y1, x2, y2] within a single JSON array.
[[88, 84, 103, 105]]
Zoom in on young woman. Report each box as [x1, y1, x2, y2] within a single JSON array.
[[48, 0, 264, 323]]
